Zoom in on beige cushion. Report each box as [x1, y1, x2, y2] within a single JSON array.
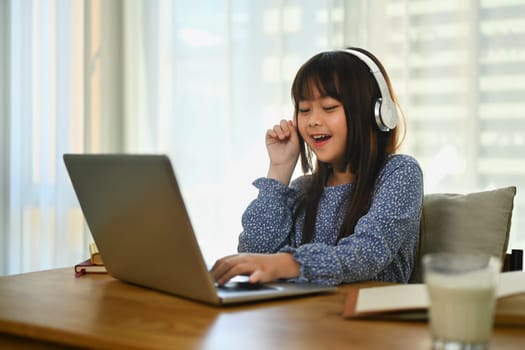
[[410, 186, 517, 283]]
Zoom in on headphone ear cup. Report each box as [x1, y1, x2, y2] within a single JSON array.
[[374, 98, 389, 132], [374, 98, 398, 132]]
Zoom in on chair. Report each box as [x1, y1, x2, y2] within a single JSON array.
[[410, 186, 520, 283]]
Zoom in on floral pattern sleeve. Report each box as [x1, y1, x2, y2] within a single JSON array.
[[237, 177, 303, 253]]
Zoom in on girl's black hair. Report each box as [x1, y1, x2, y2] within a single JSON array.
[[291, 48, 401, 243]]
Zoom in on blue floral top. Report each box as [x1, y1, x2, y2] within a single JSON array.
[[238, 154, 424, 286]]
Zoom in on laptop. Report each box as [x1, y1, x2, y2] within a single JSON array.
[[63, 154, 336, 305]]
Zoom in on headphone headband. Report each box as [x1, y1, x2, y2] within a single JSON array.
[[341, 49, 398, 131]]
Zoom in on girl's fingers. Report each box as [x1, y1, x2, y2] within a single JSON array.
[[270, 119, 293, 140], [266, 128, 278, 139], [249, 269, 266, 284], [279, 119, 290, 136], [218, 263, 256, 285], [212, 255, 254, 285]]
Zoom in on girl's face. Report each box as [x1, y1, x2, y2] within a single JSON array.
[[296, 87, 348, 170]]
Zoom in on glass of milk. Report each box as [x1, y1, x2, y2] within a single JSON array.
[[423, 253, 501, 350]]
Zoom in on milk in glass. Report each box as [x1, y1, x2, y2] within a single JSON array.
[[423, 253, 500, 350], [427, 284, 496, 343]]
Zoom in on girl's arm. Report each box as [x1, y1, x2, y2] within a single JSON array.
[[282, 156, 424, 285], [236, 119, 301, 253], [237, 177, 303, 253]]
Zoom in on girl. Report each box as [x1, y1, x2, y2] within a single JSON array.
[[212, 48, 423, 286]]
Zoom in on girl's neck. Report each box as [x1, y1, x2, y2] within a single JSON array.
[[326, 169, 354, 186]]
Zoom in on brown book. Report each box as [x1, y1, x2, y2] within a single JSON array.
[[343, 270, 525, 326], [74, 259, 107, 277]]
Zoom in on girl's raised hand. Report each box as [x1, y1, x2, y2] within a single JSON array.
[[265, 119, 300, 184]]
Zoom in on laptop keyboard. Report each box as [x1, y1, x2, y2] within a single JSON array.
[[217, 281, 275, 291]]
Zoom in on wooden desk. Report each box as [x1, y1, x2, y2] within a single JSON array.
[[0, 268, 523, 349]]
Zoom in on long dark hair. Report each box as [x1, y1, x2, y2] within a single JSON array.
[[291, 48, 403, 243]]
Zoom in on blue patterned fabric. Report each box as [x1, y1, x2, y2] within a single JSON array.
[[238, 154, 424, 285]]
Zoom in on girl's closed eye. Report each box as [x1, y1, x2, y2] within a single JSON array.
[[323, 105, 340, 112], [298, 102, 312, 114]]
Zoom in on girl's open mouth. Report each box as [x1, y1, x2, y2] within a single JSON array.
[[312, 134, 331, 146]]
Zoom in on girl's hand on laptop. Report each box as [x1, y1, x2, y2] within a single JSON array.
[[211, 253, 300, 285]]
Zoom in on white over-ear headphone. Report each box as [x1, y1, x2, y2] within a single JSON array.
[[341, 49, 398, 132]]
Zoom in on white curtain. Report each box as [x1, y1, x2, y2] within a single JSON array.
[[1, 0, 524, 275], [1, 0, 124, 274]]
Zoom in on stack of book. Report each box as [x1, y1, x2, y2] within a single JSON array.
[[74, 242, 107, 277]]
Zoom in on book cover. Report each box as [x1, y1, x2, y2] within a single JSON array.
[[74, 259, 107, 277], [343, 271, 525, 326]]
